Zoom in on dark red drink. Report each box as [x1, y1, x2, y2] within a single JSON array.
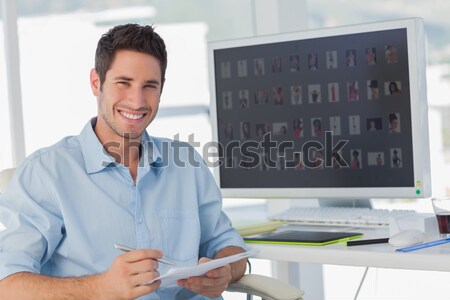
[[436, 214, 450, 234]]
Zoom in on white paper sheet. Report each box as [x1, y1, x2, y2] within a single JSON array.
[[146, 248, 258, 287]]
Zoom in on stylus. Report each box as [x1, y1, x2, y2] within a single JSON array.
[[395, 238, 450, 253], [347, 238, 389, 246], [114, 243, 177, 266]]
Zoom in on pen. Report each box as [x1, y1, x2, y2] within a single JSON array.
[[114, 243, 177, 266], [347, 238, 389, 246], [395, 238, 450, 253]]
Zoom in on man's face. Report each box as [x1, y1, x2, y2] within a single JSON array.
[[90, 50, 163, 141]]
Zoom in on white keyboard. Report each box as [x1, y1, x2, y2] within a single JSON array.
[[270, 207, 417, 228]]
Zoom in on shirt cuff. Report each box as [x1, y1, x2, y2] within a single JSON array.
[[0, 252, 41, 280]]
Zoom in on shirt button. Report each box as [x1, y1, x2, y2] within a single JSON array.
[[138, 219, 143, 224]]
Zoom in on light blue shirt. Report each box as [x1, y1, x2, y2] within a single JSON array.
[[0, 119, 246, 299]]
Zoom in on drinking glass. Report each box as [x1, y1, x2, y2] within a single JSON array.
[[431, 197, 450, 238]]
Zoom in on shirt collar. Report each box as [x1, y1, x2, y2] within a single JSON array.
[[140, 130, 163, 175], [78, 118, 163, 175]]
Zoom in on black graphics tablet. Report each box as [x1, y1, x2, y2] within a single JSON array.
[[244, 230, 363, 246]]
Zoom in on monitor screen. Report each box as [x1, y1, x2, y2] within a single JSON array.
[[208, 18, 431, 199]]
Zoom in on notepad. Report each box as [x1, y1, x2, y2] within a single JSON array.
[[145, 248, 258, 287], [235, 220, 284, 236], [244, 230, 363, 246]]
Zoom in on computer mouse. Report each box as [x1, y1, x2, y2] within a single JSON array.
[[388, 229, 426, 247]]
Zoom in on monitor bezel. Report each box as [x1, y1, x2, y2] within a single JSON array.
[[208, 18, 431, 199]]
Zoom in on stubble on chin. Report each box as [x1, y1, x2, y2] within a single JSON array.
[[101, 111, 143, 140]]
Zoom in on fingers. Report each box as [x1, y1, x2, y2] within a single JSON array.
[[130, 270, 160, 287], [122, 249, 163, 263], [118, 250, 161, 275], [125, 280, 161, 299], [129, 259, 159, 275], [178, 264, 232, 298], [132, 280, 161, 297], [198, 257, 211, 264]]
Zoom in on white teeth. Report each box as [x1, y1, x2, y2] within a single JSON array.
[[120, 111, 144, 120]]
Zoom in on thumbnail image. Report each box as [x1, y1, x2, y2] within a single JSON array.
[[351, 149, 362, 169], [254, 58, 265, 75], [308, 52, 319, 70], [391, 148, 403, 168], [388, 113, 401, 133], [347, 81, 359, 101], [385, 81, 402, 95], [308, 84, 322, 103], [222, 91, 232, 110], [293, 118, 303, 137], [223, 122, 234, 139], [385, 45, 398, 64], [368, 152, 385, 166], [311, 118, 323, 137], [289, 55, 300, 72], [220, 61, 231, 78], [277, 154, 286, 171], [260, 153, 269, 171], [346, 49, 356, 67], [328, 82, 339, 102], [293, 152, 305, 170], [367, 80, 379, 100], [366, 117, 383, 132], [290, 85, 302, 105], [273, 87, 284, 105], [273, 122, 288, 136], [365, 47, 377, 65], [326, 50, 338, 69], [239, 90, 250, 109], [272, 56, 282, 73], [254, 89, 269, 104], [256, 123, 271, 137], [240, 121, 251, 139], [308, 149, 323, 169], [349, 115, 361, 135], [330, 116, 341, 136], [237, 59, 248, 77], [225, 155, 237, 168]]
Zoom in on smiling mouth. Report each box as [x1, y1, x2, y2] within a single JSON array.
[[119, 111, 146, 120]]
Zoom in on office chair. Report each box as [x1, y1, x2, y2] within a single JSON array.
[[0, 168, 15, 194], [0, 168, 304, 300], [226, 272, 304, 300]]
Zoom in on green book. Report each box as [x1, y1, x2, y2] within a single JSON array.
[[244, 230, 363, 246]]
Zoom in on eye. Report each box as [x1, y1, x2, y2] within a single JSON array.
[[144, 84, 158, 89], [117, 81, 129, 86]]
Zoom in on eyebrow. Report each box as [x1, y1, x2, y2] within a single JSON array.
[[113, 76, 160, 86]]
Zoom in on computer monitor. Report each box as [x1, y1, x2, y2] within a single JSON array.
[[208, 18, 431, 200]]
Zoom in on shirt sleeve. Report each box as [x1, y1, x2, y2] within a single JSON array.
[[0, 157, 64, 280], [195, 155, 248, 258]]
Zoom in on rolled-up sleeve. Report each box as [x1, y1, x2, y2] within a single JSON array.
[[196, 160, 247, 258], [0, 158, 63, 280]]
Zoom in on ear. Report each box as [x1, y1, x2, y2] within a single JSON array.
[[90, 68, 100, 96]]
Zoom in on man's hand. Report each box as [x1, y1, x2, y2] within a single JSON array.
[[177, 257, 232, 298], [95, 249, 162, 300]]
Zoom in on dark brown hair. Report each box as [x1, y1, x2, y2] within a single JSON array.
[[95, 24, 167, 89]]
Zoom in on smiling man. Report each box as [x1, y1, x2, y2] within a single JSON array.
[[0, 24, 247, 300]]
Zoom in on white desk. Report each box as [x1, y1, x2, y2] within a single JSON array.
[[224, 204, 448, 298], [249, 235, 450, 272], [246, 226, 450, 299]]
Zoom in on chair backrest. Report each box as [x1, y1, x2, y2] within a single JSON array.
[[0, 168, 16, 193]]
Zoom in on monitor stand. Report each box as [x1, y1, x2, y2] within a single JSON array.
[[318, 198, 372, 208]]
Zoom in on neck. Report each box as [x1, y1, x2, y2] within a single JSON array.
[[94, 121, 143, 183]]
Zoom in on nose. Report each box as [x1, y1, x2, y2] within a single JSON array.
[[128, 86, 146, 108]]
